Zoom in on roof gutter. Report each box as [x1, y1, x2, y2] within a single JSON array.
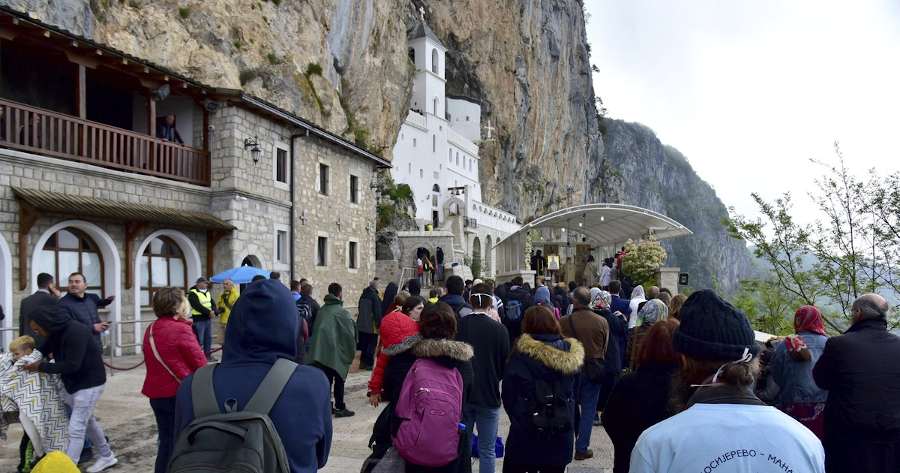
[[239, 94, 392, 168]]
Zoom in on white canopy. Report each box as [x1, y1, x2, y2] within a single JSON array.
[[494, 203, 692, 276]]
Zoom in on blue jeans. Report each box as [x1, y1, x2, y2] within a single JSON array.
[[576, 376, 602, 453], [150, 397, 176, 473], [464, 404, 501, 473], [193, 318, 212, 356]]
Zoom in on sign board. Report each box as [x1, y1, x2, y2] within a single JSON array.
[[679, 273, 689, 286]]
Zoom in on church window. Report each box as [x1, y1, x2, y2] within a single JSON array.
[[420, 169, 424, 178], [466, 116, 470, 121], [432, 48, 439, 74], [449, 149, 452, 163], [413, 138, 417, 147], [434, 97, 439, 116], [433, 134, 436, 152]]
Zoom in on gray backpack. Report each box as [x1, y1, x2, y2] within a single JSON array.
[[168, 358, 296, 473]]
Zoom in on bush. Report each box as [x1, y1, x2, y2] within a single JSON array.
[[621, 237, 668, 286], [266, 52, 281, 65], [306, 63, 323, 77], [178, 6, 190, 18]]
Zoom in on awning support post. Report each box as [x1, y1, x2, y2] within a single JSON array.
[[123, 221, 146, 290]]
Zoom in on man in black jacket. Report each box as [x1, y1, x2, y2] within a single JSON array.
[[299, 282, 320, 336], [813, 293, 900, 473], [356, 279, 382, 370], [457, 284, 510, 473], [19, 272, 59, 346], [24, 306, 118, 471], [502, 276, 533, 344], [439, 275, 473, 318], [58, 272, 114, 348]]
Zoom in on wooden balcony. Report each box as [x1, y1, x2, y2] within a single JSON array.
[[0, 98, 210, 186]]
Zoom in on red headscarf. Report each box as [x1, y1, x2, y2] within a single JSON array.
[[794, 305, 826, 336]]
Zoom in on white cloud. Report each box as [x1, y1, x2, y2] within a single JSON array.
[[586, 0, 900, 221]]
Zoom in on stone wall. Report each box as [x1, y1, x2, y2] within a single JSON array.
[[0, 104, 380, 350]]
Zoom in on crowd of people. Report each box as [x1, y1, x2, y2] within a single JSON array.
[[2, 265, 900, 473]]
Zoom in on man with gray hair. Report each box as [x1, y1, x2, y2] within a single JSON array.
[[813, 293, 900, 472]]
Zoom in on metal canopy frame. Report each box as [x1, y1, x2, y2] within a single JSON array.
[[494, 203, 692, 276]]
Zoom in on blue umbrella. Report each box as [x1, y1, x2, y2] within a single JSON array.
[[210, 265, 270, 284]]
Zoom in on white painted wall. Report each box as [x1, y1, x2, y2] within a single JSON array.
[[447, 97, 482, 144]]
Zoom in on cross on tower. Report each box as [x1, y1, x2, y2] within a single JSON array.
[[419, 6, 426, 22]]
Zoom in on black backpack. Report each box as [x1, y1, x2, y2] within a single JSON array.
[[168, 358, 296, 473], [526, 378, 572, 436]]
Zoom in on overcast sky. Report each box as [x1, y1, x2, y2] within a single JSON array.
[[584, 0, 900, 220]]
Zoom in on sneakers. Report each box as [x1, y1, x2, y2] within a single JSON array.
[[87, 455, 118, 472], [574, 449, 594, 461], [333, 408, 356, 418]]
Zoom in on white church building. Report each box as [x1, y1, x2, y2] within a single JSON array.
[[391, 21, 520, 278]]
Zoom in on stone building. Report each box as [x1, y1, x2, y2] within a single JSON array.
[[389, 21, 520, 279], [0, 7, 388, 352]]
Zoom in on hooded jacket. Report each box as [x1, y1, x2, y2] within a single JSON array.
[[174, 280, 332, 473], [382, 336, 475, 473], [367, 310, 419, 396], [502, 334, 583, 467], [356, 286, 382, 335], [307, 294, 357, 380], [32, 305, 105, 393]]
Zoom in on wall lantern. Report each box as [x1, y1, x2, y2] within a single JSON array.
[[244, 136, 261, 163]]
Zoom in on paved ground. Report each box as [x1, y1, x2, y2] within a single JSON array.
[[1, 355, 613, 472]]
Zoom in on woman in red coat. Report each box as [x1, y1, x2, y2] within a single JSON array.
[[367, 295, 423, 405], [141, 288, 206, 473]]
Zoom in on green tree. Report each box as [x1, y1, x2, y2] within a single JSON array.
[[732, 279, 797, 336]]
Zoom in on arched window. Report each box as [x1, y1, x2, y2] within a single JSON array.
[[449, 149, 452, 163], [432, 48, 439, 74], [434, 97, 439, 116], [433, 134, 436, 152], [36, 228, 104, 296], [140, 236, 186, 306], [432, 184, 441, 192]]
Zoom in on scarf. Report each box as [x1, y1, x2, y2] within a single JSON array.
[[794, 305, 826, 336]]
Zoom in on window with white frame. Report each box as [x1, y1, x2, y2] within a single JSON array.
[[350, 174, 359, 204], [348, 240, 359, 270], [316, 236, 328, 267], [274, 143, 289, 185], [275, 229, 288, 265], [318, 163, 330, 195]]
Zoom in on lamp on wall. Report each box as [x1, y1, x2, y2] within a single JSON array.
[[244, 136, 261, 163]]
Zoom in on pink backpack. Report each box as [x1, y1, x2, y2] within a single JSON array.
[[393, 358, 464, 467]]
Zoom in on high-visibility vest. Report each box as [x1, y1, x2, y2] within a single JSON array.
[[190, 288, 212, 316]]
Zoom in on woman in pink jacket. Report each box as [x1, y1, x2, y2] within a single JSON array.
[[141, 288, 206, 473]]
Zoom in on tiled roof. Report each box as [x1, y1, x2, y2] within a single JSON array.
[[12, 187, 234, 231]]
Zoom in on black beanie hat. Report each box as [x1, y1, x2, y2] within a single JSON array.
[[672, 289, 760, 360]]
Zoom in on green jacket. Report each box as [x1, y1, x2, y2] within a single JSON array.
[[307, 294, 357, 379]]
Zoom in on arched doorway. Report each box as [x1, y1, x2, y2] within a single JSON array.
[[31, 220, 121, 354], [132, 230, 202, 352], [471, 236, 482, 279], [0, 234, 12, 349], [485, 235, 493, 277]]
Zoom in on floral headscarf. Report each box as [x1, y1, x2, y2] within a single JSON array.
[[794, 305, 826, 336], [638, 298, 669, 326], [589, 287, 603, 308], [598, 290, 612, 309]]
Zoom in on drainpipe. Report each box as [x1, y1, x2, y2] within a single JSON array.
[[289, 129, 310, 280]]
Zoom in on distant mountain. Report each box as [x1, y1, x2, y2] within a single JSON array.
[[594, 119, 754, 293]]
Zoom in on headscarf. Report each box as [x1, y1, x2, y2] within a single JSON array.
[[631, 285, 646, 300], [794, 305, 826, 336], [534, 285, 553, 306], [598, 290, 612, 309], [589, 287, 603, 309], [638, 298, 669, 326]]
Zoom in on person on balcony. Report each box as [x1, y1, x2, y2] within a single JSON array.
[[156, 114, 184, 145]]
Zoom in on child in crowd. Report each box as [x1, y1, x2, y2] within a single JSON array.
[[0, 336, 68, 462]]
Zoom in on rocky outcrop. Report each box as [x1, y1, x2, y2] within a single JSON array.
[[596, 120, 752, 293]]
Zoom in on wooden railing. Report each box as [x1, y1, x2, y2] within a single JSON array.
[[0, 98, 210, 186]]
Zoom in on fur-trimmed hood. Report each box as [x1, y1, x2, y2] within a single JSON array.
[[515, 334, 584, 374], [382, 335, 474, 362]]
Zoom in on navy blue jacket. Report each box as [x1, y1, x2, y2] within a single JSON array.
[[439, 293, 472, 318], [58, 293, 111, 346], [610, 295, 631, 318], [174, 280, 332, 473]]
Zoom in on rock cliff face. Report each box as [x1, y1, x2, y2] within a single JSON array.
[[596, 120, 753, 293], [3, 0, 601, 218], [4, 0, 748, 289]]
